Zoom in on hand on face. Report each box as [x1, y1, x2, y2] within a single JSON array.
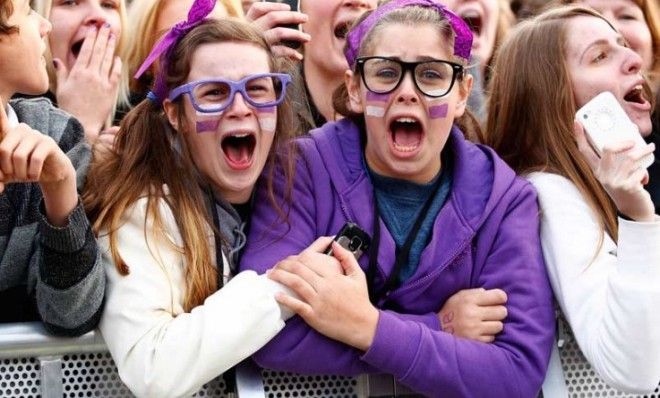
[[246, 1, 310, 61], [268, 237, 380, 352], [53, 24, 122, 142], [0, 96, 75, 195], [438, 288, 508, 343], [574, 120, 656, 222]]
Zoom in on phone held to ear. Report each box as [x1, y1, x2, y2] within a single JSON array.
[[576, 91, 655, 169], [261, 0, 302, 49], [325, 222, 372, 260]]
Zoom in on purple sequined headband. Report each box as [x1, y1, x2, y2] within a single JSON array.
[[134, 0, 216, 104], [344, 0, 473, 68]]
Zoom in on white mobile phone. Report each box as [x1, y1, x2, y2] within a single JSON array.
[[576, 91, 654, 169]]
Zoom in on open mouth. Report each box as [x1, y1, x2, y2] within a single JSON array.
[[334, 21, 351, 40], [221, 133, 257, 170], [390, 117, 423, 153], [71, 39, 84, 59], [460, 10, 483, 36], [624, 85, 647, 105]]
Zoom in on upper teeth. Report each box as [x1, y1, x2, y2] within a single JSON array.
[[396, 118, 417, 123], [231, 133, 249, 138]]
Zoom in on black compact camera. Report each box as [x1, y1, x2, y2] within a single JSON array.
[[325, 222, 371, 260]]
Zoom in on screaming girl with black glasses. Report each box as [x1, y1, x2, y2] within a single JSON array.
[[240, 0, 556, 397]]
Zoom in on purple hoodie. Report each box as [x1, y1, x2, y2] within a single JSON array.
[[240, 119, 555, 397]]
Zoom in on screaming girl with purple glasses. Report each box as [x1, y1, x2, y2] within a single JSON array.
[[82, 1, 305, 396]]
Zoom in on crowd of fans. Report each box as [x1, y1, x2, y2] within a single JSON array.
[[0, 0, 658, 396]]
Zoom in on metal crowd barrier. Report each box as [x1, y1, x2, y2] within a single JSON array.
[[1, 321, 659, 397]]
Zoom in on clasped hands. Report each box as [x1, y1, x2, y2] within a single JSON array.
[[267, 237, 508, 351]]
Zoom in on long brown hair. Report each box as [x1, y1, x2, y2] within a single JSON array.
[[332, 4, 484, 142], [84, 18, 296, 311], [486, 5, 619, 240]]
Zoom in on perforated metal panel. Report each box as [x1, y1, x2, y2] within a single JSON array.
[[558, 316, 660, 397], [262, 371, 359, 398], [0, 357, 40, 397], [0, 351, 235, 398], [62, 352, 132, 397]]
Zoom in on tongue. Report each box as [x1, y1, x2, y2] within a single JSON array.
[[393, 124, 422, 147], [225, 144, 251, 164]]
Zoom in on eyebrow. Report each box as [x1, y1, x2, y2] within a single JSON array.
[[579, 35, 626, 62], [378, 55, 448, 62]]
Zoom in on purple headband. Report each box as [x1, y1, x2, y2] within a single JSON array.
[[134, 0, 216, 104], [344, 0, 473, 68]]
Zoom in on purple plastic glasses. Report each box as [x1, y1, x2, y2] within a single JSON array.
[[168, 73, 291, 113]]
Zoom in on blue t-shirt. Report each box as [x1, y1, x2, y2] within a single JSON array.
[[365, 153, 453, 284]]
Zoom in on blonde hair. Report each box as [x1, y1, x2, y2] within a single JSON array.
[[123, 0, 243, 98], [486, 5, 619, 241], [32, 0, 130, 123]]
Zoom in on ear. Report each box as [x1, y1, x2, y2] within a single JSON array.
[[163, 99, 180, 131], [345, 69, 364, 114], [453, 73, 473, 117]]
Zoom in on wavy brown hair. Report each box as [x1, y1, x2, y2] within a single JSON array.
[[84, 18, 296, 311], [486, 5, 619, 241]]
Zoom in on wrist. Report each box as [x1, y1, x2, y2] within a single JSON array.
[[40, 166, 78, 227], [353, 306, 379, 351]]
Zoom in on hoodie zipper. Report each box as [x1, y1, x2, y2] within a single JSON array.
[[382, 235, 475, 303]]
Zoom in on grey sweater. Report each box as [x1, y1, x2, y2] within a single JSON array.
[[0, 98, 104, 336]]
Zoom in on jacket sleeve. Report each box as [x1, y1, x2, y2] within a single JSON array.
[[35, 112, 103, 336], [99, 197, 288, 398], [530, 173, 660, 394]]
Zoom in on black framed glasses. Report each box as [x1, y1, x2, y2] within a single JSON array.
[[355, 56, 464, 98]]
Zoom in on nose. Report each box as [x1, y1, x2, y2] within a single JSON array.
[[341, 0, 376, 10], [226, 92, 254, 119], [394, 71, 420, 105], [622, 46, 643, 75], [83, 2, 108, 29]]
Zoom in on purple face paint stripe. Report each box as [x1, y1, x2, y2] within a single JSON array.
[[256, 106, 277, 114], [429, 104, 449, 119], [366, 92, 391, 102], [196, 119, 220, 133]]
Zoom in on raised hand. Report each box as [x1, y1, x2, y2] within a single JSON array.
[[437, 288, 508, 343], [575, 121, 656, 222], [54, 23, 122, 143], [246, 1, 310, 61], [0, 96, 77, 225]]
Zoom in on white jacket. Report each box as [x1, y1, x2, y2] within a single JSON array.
[[529, 172, 660, 394], [99, 196, 290, 398]]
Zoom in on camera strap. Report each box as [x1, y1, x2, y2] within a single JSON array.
[[366, 180, 442, 304]]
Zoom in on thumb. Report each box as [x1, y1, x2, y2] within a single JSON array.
[[52, 58, 69, 85], [331, 241, 362, 276], [304, 236, 334, 254]]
